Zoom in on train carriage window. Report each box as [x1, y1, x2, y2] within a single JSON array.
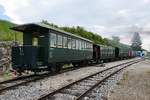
[[50, 33, 57, 47], [89, 43, 92, 51], [33, 38, 38, 46], [84, 41, 86, 50], [88, 43, 90, 51], [57, 34, 62, 48], [81, 41, 84, 50], [84, 41, 87, 50], [83, 41, 85, 50], [81, 41, 83, 50], [79, 40, 81, 50], [86, 42, 89, 51], [72, 39, 76, 49], [91, 44, 93, 51], [68, 37, 72, 49], [88, 43, 91, 51], [86, 42, 88, 50], [78, 40, 80, 50], [63, 36, 68, 48], [76, 40, 79, 50], [80, 40, 82, 50]]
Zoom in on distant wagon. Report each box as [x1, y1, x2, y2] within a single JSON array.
[[93, 44, 115, 63]]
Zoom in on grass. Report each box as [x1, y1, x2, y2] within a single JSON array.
[[117, 71, 129, 85], [0, 19, 22, 42], [146, 70, 150, 75], [62, 64, 73, 68], [0, 71, 13, 78]]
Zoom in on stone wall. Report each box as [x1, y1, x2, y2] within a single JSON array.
[[0, 41, 19, 71]]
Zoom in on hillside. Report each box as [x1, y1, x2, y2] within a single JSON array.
[[0, 19, 21, 41]]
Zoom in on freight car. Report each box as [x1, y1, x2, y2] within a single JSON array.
[[11, 23, 135, 74]]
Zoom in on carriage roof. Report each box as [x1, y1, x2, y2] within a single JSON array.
[[11, 23, 93, 43]]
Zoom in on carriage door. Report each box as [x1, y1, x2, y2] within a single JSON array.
[[30, 30, 47, 65], [37, 32, 49, 64], [115, 47, 119, 58], [93, 44, 100, 61]]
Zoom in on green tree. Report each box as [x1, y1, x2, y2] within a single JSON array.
[[41, 20, 130, 47], [131, 32, 142, 50]]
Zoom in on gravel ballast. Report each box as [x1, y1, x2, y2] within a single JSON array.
[[0, 58, 140, 100], [108, 59, 150, 100]]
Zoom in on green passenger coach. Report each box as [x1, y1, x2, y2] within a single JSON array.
[[11, 22, 135, 75], [47, 24, 93, 71], [11, 23, 93, 73], [100, 45, 115, 61]]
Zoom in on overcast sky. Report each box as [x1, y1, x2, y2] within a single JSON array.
[[0, 0, 150, 51]]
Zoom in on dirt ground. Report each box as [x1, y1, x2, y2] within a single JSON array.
[[108, 59, 150, 100]]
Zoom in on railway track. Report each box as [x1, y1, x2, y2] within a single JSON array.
[[0, 73, 50, 93], [0, 64, 88, 93], [37, 58, 143, 100]]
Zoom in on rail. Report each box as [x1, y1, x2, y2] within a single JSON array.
[[37, 58, 143, 100]]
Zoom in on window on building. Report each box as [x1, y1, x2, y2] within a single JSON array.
[[50, 33, 57, 47]]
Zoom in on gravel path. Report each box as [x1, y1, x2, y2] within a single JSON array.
[[108, 59, 150, 100], [0, 58, 139, 100]]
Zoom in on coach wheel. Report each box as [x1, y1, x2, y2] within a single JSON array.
[[33, 70, 38, 75], [17, 72, 22, 76], [78, 62, 83, 67], [50, 67, 56, 73], [17, 70, 22, 76], [50, 65, 61, 73], [72, 63, 79, 67], [78, 61, 87, 67]]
